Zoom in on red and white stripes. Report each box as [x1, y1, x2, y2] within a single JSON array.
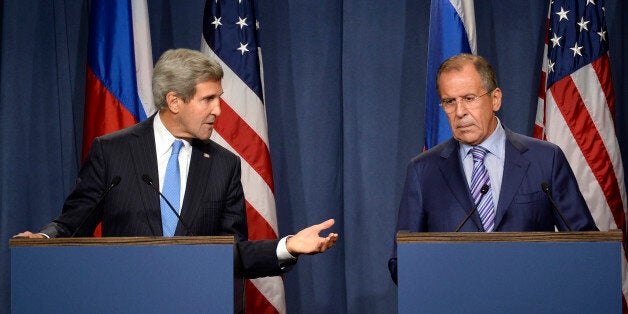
[[534, 5, 627, 308], [201, 41, 285, 314]]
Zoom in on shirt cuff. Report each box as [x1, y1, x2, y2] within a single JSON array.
[[276, 236, 297, 262]]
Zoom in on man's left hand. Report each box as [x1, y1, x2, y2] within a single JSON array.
[[286, 219, 339, 255]]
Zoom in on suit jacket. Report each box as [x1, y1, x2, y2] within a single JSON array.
[[41, 115, 285, 279], [388, 128, 598, 283]]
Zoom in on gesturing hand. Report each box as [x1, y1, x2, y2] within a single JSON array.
[[286, 219, 339, 255]]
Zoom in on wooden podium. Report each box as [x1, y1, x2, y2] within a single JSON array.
[[10, 236, 238, 313], [397, 231, 622, 313]]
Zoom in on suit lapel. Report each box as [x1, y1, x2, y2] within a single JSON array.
[[129, 116, 161, 236], [438, 139, 483, 230], [178, 139, 214, 235], [494, 129, 530, 229]]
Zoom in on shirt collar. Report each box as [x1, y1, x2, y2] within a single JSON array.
[[460, 117, 506, 160], [154, 112, 191, 157]]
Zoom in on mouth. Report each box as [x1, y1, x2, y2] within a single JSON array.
[[456, 123, 475, 131]]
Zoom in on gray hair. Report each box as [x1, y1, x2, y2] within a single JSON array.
[[152, 48, 224, 110], [436, 53, 498, 93]]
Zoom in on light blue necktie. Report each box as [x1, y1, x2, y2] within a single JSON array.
[[470, 146, 495, 232], [161, 140, 183, 237]]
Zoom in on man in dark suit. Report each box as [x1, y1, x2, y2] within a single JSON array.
[[388, 53, 597, 283], [15, 48, 338, 279]]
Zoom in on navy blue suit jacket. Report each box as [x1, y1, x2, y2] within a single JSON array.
[[41, 115, 284, 279], [388, 128, 598, 283]]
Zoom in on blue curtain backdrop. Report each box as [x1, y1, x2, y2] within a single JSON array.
[[1, 0, 626, 312]]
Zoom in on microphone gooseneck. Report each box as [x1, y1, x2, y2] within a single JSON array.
[[71, 176, 122, 237], [455, 184, 489, 232], [541, 182, 572, 231], [142, 174, 194, 236]]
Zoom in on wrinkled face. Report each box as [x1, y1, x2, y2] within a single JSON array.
[[174, 80, 223, 141], [438, 63, 501, 146]]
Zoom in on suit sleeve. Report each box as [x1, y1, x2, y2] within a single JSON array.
[[389, 161, 426, 284], [222, 156, 288, 278], [550, 147, 598, 231], [235, 239, 287, 278], [40, 137, 109, 237], [397, 161, 426, 233], [219, 157, 248, 242]]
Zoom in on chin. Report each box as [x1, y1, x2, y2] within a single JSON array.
[[455, 135, 481, 146], [200, 130, 213, 141]]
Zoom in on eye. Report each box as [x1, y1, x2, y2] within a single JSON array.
[[442, 99, 456, 106], [462, 96, 476, 103], [203, 95, 218, 104]]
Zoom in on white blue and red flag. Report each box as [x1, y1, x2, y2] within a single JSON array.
[[84, 0, 155, 159], [84, 0, 155, 236], [534, 0, 628, 309], [424, 0, 476, 149], [201, 0, 285, 313]]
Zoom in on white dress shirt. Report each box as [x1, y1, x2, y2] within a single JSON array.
[[154, 113, 295, 264], [459, 118, 506, 209]]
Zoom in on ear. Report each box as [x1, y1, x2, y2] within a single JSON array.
[[491, 87, 502, 112], [165, 92, 180, 113]]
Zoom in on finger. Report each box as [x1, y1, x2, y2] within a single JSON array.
[[13, 231, 32, 238], [321, 240, 333, 252], [314, 219, 335, 231], [321, 237, 336, 249], [322, 240, 335, 251]]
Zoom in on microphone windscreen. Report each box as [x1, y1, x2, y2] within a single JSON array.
[[111, 176, 121, 186], [142, 174, 153, 185]]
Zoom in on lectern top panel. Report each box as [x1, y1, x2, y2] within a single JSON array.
[[9, 236, 235, 247], [396, 231, 621, 243]]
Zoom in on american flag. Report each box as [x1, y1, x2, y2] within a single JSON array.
[[200, 0, 285, 313], [534, 0, 628, 308], [424, 0, 476, 149]]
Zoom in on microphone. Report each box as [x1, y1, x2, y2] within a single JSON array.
[[455, 184, 489, 232], [71, 176, 121, 237], [141, 174, 194, 236], [541, 182, 572, 231]]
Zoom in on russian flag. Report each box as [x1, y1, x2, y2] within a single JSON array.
[[83, 0, 155, 160], [424, 0, 477, 149], [83, 0, 155, 236]]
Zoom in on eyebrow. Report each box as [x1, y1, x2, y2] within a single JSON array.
[[202, 91, 224, 100], [442, 93, 479, 99]]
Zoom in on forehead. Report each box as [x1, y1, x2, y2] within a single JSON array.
[[437, 64, 482, 95], [193, 80, 223, 96]]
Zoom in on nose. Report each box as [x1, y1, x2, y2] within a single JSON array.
[[211, 99, 222, 117], [453, 100, 468, 116]]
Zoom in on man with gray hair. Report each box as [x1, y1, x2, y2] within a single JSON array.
[[16, 48, 338, 279], [388, 53, 597, 283]]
